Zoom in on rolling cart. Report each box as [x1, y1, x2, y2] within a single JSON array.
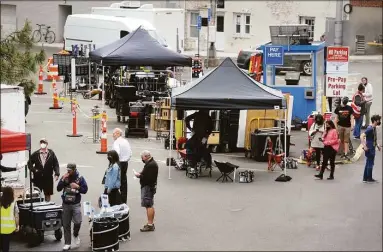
[[115, 85, 138, 123], [18, 187, 63, 247], [125, 101, 149, 138]]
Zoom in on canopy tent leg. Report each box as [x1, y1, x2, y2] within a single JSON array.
[[168, 108, 174, 180], [284, 108, 287, 176], [101, 63, 105, 110]]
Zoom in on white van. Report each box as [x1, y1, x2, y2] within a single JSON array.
[[64, 14, 168, 51]]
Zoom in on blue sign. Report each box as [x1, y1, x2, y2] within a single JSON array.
[[208, 8, 211, 22], [265, 46, 284, 65], [197, 15, 202, 30]]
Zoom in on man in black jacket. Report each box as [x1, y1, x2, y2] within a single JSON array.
[[27, 138, 60, 201], [57, 163, 88, 251], [134, 150, 158, 232]]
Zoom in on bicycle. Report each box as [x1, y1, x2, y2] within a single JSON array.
[[32, 24, 56, 44]]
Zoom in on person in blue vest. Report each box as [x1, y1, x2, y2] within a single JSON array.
[[361, 114, 381, 183]]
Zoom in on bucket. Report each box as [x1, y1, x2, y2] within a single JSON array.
[[91, 217, 119, 251]]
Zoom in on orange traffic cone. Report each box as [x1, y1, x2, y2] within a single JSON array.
[[34, 66, 47, 95], [96, 111, 108, 154], [49, 79, 62, 110]]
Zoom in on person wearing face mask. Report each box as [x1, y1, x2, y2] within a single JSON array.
[[103, 150, 122, 206], [361, 77, 373, 129], [361, 114, 381, 183], [134, 150, 158, 232], [334, 97, 354, 160], [27, 138, 60, 202], [57, 163, 88, 251], [112, 128, 132, 204], [314, 120, 339, 180], [308, 114, 325, 171]]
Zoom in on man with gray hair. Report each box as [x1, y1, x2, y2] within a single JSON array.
[[134, 150, 158, 232], [112, 128, 132, 204]]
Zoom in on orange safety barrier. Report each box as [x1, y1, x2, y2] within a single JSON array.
[[67, 99, 83, 138], [96, 111, 108, 154], [49, 79, 63, 110], [45, 57, 60, 81], [34, 65, 47, 95]]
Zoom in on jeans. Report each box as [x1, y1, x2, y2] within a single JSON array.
[[353, 116, 363, 138], [363, 148, 375, 181], [62, 203, 82, 245], [120, 162, 128, 204], [319, 146, 336, 177], [314, 148, 323, 166]]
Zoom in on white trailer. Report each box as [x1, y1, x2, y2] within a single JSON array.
[[64, 14, 168, 52], [0, 84, 26, 181], [91, 2, 185, 53]]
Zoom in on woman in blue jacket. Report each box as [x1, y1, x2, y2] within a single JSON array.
[[104, 150, 122, 206]]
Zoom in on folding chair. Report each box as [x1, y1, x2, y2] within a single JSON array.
[[214, 160, 238, 182], [266, 138, 285, 171]]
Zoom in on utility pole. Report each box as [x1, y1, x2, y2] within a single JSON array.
[[208, 0, 217, 67], [334, 0, 343, 46]]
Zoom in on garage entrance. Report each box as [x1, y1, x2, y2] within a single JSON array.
[[58, 5, 72, 43], [1, 4, 17, 37]]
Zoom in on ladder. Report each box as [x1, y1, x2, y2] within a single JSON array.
[[355, 35, 366, 54]]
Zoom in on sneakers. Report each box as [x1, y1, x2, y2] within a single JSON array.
[[314, 174, 323, 180], [368, 179, 378, 183], [327, 176, 334, 180], [140, 224, 155, 232], [73, 236, 81, 247], [63, 244, 71, 251]]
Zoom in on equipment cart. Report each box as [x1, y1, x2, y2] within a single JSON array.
[[125, 101, 150, 138]]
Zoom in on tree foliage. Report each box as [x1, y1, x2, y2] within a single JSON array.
[[0, 20, 45, 96]]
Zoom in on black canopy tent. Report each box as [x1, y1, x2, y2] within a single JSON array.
[[171, 57, 285, 110], [89, 26, 192, 67], [167, 58, 289, 180]]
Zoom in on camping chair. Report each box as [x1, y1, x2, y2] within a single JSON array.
[[214, 160, 238, 182], [266, 138, 285, 171]]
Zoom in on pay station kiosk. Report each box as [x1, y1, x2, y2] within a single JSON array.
[[260, 25, 325, 120]]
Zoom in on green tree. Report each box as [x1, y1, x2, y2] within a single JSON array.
[[0, 20, 45, 96]]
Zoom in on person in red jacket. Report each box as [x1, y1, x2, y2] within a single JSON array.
[[315, 120, 339, 180]]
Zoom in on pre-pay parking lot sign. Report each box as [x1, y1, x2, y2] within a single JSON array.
[[265, 46, 284, 65]]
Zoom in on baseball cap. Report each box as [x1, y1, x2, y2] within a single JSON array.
[[40, 138, 48, 144]]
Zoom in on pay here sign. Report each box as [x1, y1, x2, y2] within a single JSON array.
[[326, 74, 347, 97]]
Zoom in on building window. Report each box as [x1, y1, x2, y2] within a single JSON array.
[[201, 17, 208, 27], [234, 14, 251, 36], [299, 16, 315, 40], [235, 14, 241, 34], [245, 15, 251, 34], [217, 16, 224, 32], [217, 0, 225, 9], [190, 12, 199, 38]]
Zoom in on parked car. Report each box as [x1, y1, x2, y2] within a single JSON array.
[[237, 48, 312, 76]]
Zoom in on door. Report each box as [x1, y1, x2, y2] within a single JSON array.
[[0, 4, 17, 37], [59, 5, 72, 43], [216, 13, 225, 51]]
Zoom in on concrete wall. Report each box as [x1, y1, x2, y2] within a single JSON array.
[[342, 6, 383, 55], [0, 0, 168, 42]]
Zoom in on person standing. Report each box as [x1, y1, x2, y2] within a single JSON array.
[[315, 120, 339, 180], [361, 115, 381, 183], [112, 128, 132, 204], [308, 114, 325, 171], [104, 150, 122, 206], [27, 138, 60, 201], [351, 84, 366, 139], [334, 97, 354, 160], [57, 163, 88, 251], [134, 150, 158, 232], [0, 187, 19, 252], [361, 77, 373, 129]]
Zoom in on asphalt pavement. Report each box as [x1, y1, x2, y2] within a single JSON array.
[[8, 50, 383, 251]]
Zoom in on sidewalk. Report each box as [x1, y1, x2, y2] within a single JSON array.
[[34, 43, 382, 62]]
